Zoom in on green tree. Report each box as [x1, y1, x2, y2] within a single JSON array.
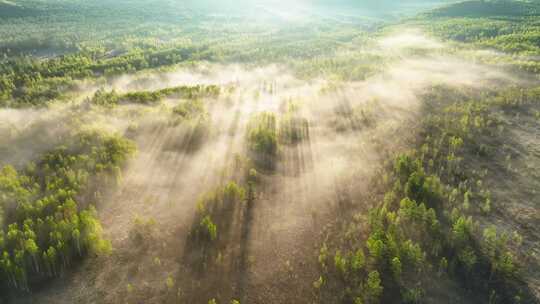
[[391, 257, 402, 281], [366, 271, 383, 303], [351, 249, 365, 271]]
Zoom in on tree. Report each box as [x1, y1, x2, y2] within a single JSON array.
[[391, 257, 402, 281], [72, 229, 81, 256], [44, 246, 57, 276], [247, 112, 278, 169], [458, 247, 477, 275], [452, 216, 473, 247], [200, 216, 217, 242], [366, 271, 383, 303], [438, 257, 448, 275], [351, 249, 365, 272], [334, 250, 347, 275], [24, 239, 39, 272], [366, 234, 385, 262]]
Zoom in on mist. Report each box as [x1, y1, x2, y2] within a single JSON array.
[[3, 27, 522, 303]]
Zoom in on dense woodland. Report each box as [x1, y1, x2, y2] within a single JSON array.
[[0, 0, 539, 303], [418, 0, 540, 73]]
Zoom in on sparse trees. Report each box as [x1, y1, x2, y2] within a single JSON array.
[[0, 130, 135, 290]]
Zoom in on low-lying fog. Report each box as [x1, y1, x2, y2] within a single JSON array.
[[2, 30, 519, 303]]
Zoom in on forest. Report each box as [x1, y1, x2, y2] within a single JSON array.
[[0, 0, 539, 303]]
